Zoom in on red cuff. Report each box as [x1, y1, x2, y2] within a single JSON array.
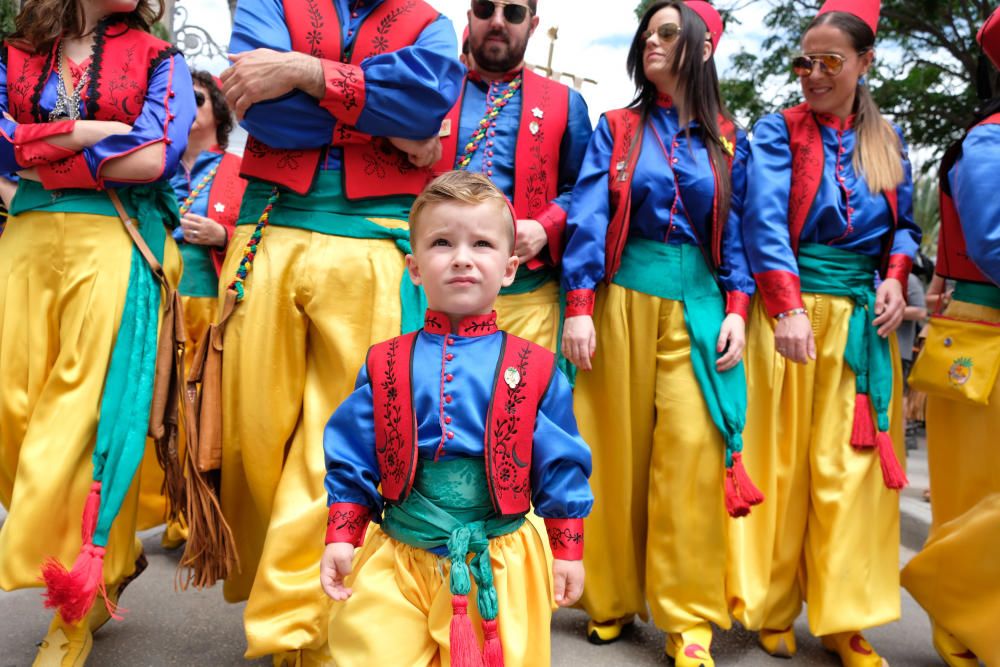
[[319, 60, 366, 126], [13, 121, 77, 167], [754, 270, 805, 318], [884, 254, 913, 286], [725, 291, 751, 322], [37, 153, 99, 190], [332, 123, 373, 147], [544, 518, 584, 560], [325, 503, 371, 547], [534, 203, 567, 266], [565, 289, 596, 317]]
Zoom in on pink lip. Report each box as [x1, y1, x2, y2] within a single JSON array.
[[448, 277, 478, 285]]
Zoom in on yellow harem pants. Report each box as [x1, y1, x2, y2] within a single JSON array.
[[495, 280, 560, 353], [901, 298, 1000, 663], [328, 522, 553, 667], [137, 294, 216, 531], [575, 283, 731, 633], [728, 293, 904, 636], [0, 210, 179, 591], [218, 224, 405, 658]]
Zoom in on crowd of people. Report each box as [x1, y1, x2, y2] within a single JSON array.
[[0, 0, 997, 666]]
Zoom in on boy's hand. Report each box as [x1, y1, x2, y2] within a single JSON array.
[[320, 542, 356, 601], [552, 558, 584, 607]]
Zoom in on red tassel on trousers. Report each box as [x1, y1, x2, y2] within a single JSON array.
[[850, 393, 877, 448], [724, 467, 751, 518], [876, 431, 908, 490], [731, 453, 765, 507], [481, 619, 504, 667], [80, 481, 102, 544], [41, 543, 115, 624], [448, 595, 484, 667]]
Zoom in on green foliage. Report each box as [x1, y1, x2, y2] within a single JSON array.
[[0, 0, 18, 41], [912, 175, 941, 257]]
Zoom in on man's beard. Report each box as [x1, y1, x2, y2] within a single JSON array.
[[471, 30, 528, 74]]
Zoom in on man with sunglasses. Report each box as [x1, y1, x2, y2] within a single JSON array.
[[434, 0, 593, 356], [215, 1, 464, 665]]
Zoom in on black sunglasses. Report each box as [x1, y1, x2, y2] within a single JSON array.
[[472, 0, 531, 25], [194, 90, 206, 108]]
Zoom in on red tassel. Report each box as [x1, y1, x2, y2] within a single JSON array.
[[41, 543, 115, 624], [481, 619, 504, 667], [724, 468, 751, 518], [850, 393, 877, 448], [876, 431, 908, 490], [448, 595, 484, 667], [731, 454, 765, 507], [81, 482, 102, 544]]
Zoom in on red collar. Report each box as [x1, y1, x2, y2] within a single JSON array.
[[656, 92, 674, 108], [814, 111, 856, 130], [423, 310, 499, 337], [468, 66, 524, 84]]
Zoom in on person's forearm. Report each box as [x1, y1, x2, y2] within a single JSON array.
[[903, 305, 927, 321]]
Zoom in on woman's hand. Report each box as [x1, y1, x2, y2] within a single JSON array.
[[179, 213, 228, 247], [562, 315, 596, 371], [774, 311, 815, 364], [0, 177, 18, 207], [715, 313, 746, 372], [873, 277, 906, 337]]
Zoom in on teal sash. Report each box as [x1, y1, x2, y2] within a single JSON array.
[[177, 243, 218, 298], [953, 280, 1000, 310], [611, 239, 747, 465], [382, 458, 523, 623]]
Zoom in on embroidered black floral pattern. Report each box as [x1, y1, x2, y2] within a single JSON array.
[[424, 314, 445, 332], [523, 84, 552, 215], [566, 291, 594, 311], [305, 0, 325, 57], [371, 1, 416, 55], [546, 526, 583, 550], [329, 508, 366, 537], [789, 116, 821, 242], [492, 343, 532, 501], [462, 316, 497, 335], [377, 338, 408, 486], [328, 63, 361, 113]]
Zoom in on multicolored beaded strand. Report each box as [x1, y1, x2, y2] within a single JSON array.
[[454, 73, 523, 170], [227, 188, 279, 303], [179, 164, 219, 216]]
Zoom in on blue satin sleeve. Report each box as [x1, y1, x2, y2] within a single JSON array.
[[323, 365, 384, 516], [0, 62, 18, 171], [561, 114, 614, 292], [951, 123, 1000, 285], [551, 90, 593, 213], [530, 369, 593, 519], [888, 126, 920, 262], [718, 129, 755, 295], [743, 113, 798, 278]]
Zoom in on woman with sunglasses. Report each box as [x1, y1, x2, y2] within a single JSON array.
[[0, 0, 194, 664], [561, 2, 758, 663], [901, 8, 1000, 667], [135, 70, 246, 550], [727, 1, 920, 664]]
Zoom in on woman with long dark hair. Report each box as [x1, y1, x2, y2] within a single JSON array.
[[561, 2, 758, 663], [728, 1, 920, 664], [0, 0, 193, 663]]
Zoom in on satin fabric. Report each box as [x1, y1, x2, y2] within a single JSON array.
[[494, 280, 561, 353], [950, 124, 1000, 284], [575, 283, 731, 633], [136, 294, 217, 531], [218, 224, 404, 658], [728, 294, 904, 636], [327, 522, 553, 666], [0, 210, 179, 589]]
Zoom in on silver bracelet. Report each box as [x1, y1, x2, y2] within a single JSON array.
[[775, 307, 808, 320]]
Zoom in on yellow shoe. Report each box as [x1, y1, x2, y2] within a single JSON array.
[[821, 631, 889, 667], [586, 617, 632, 645], [33, 616, 92, 667], [931, 623, 980, 667], [160, 518, 188, 550], [759, 627, 796, 658], [665, 623, 715, 666], [87, 551, 148, 633]]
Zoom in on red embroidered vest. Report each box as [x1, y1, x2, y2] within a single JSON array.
[[209, 151, 248, 274], [5, 23, 176, 124], [366, 330, 555, 517], [239, 0, 439, 197], [435, 68, 569, 220], [935, 113, 1000, 284], [782, 103, 900, 276], [603, 107, 736, 283]]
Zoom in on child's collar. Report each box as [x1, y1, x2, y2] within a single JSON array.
[[423, 309, 499, 338]]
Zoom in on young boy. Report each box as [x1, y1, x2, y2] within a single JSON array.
[[319, 171, 593, 666]]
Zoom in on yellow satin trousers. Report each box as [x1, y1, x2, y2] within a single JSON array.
[[728, 294, 904, 636], [495, 280, 560, 353], [574, 284, 730, 633], [218, 224, 404, 658], [137, 294, 216, 530], [901, 299, 1000, 663], [0, 211, 178, 590], [328, 522, 553, 667]]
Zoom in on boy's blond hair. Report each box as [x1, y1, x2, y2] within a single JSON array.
[[409, 171, 516, 250]]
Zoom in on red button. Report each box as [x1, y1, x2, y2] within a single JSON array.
[[348, 30, 353, 36], [351, 11, 358, 16], [445, 395, 453, 404], [486, 160, 493, 167], [447, 431, 455, 440], [487, 170, 493, 176], [445, 374, 454, 382], [446, 354, 454, 361], [447, 337, 455, 345], [445, 416, 452, 424]]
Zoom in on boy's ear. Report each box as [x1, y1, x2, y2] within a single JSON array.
[[501, 254, 519, 288], [405, 254, 422, 286]]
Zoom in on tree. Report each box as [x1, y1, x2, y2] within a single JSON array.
[[0, 0, 18, 41]]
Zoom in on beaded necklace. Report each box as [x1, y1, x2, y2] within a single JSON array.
[[228, 188, 279, 302], [454, 73, 523, 170], [50, 42, 91, 122], [179, 164, 219, 216]]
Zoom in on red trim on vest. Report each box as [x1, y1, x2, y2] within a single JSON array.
[[565, 289, 595, 318], [208, 151, 248, 274], [935, 113, 1000, 284], [240, 0, 439, 197], [368, 332, 420, 504], [325, 502, 370, 546], [544, 518, 584, 560], [755, 269, 805, 317]]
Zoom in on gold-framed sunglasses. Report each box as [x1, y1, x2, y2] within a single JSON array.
[[642, 22, 682, 43], [792, 49, 870, 77]]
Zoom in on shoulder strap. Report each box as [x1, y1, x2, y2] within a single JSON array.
[[107, 189, 167, 285]]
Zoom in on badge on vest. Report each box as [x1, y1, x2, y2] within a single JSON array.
[[439, 118, 452, 137], [504, 366, 521, 389]]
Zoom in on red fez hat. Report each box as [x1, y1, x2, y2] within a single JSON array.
[[977, 5, 1000, 70], [462, 25, 469, 43], [685, 1, 723, 53], [817, 0, 881, 35]]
